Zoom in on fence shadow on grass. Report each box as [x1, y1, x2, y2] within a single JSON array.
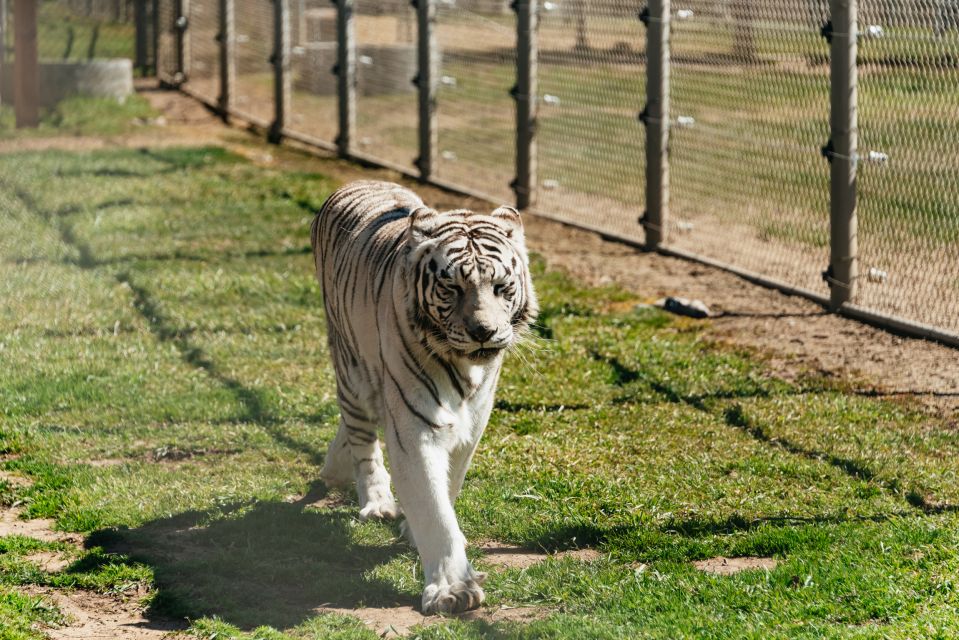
[[88, 489, 414, 630]]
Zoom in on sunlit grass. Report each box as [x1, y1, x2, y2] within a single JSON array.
[[0, 145, 957, 638]]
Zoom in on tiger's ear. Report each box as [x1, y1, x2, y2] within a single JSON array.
[[491, 205, 523, 238], [408, 206, 439, 244]]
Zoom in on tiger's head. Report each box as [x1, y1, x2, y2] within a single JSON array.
[[406, 205, 538, 363]]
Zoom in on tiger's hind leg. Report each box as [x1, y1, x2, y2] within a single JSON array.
[[343, 416, 401, 521], [320, 420, 353, 489]]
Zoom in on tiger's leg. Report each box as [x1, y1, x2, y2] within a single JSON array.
[[447, 443, 479, 504], [319, 420, 353, 488], [345, 416, 401, 521], [449, 392, 494, 504], [385, 417, 485, 614]]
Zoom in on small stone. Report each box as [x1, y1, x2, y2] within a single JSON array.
[[656, 296, 711, 319]]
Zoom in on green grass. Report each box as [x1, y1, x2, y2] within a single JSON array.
[[1, 143, 958, 638], [0, 95, 159, 139], [34, 1, 136, 62]]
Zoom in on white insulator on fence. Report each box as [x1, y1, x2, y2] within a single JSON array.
[[359, 55, 373, 66], [542, 1, 558, 11], [866, 150, 889, 165], [676, 9, 694, 20], [543, 94, 560, 106], [441, 75, 457, 87], [867, 267, 889, 284], [676, 220, 694, 232], [292, 46, 305, 56], [441, 150, 457, 160], [675, 115, 695, 128], [542, 179, 559, 190], [863, 24, 885, 39]]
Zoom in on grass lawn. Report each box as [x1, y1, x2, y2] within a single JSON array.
[[1, 139, 958, 639]]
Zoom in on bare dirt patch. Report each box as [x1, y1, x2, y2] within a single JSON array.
[[0, 471, 82, 544], [24, 551, 72, 573], [26, 586, 182, 640], [1, 469, 185, 638], [478, 542, 603, 570], [693, 556, 778, 576], [316, 603, 546, 638]]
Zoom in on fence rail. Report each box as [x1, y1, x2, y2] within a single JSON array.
[[150, 0, 959, 346]]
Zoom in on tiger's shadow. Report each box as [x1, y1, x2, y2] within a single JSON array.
[[87, 483, 415, 630]]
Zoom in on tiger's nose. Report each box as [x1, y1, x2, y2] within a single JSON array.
[[467, 325, 496, 343]]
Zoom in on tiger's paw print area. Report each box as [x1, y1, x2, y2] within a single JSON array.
[[2, 144, 958, 639]]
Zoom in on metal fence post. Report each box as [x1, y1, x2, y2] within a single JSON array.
[[825, 0, 858, 309], [135, 0, 149, 75], [513, 0, 537, 210], [642, 0, 670, 249], [415, 0, 437, 180], [269, 0, 291, 142], [218, 0, 235, 119], [174, 0, 189, 83], [335, 0, 355, 157], [152, 0, 160, 76]]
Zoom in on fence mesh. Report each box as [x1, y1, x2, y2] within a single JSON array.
[[156, 0, 178, 83], [352, 0, 418, 169], [666, 0, 831, 296], [232, 0, 274, 125], [855, 0, 959, 333], [287, 0, 338, 146], [434, 1, 516, 203], [531, 0, 647, 238], [22, 0, 958, 343], [183, 0, 219, 104]]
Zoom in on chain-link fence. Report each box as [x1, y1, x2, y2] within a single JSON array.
[[668, 0, 831, 297], [1, 0, 148, 121], [535, 1, 647, 238], [1, 0, 139, 65], [288, 0, 338, 146], [855, 0, 959, 332], [138, 0, 959, 345], [433, 1, 516, 203]]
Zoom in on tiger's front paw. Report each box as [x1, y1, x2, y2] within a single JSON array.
[[358, 481, 401, 520], [359, 496, 401, 521], [421, 570, 487, 615]]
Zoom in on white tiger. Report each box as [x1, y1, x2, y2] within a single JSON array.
[[310, 180, 538, 614]]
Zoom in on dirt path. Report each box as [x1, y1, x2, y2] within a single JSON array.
[[0, 468, 182, 639], [2, 466, 584, 639]]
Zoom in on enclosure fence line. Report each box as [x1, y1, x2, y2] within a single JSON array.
[[141, 0, 959, 348]]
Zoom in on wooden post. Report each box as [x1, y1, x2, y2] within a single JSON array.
[[0, 0, 7, 106], [14, 0, 39, 128]]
